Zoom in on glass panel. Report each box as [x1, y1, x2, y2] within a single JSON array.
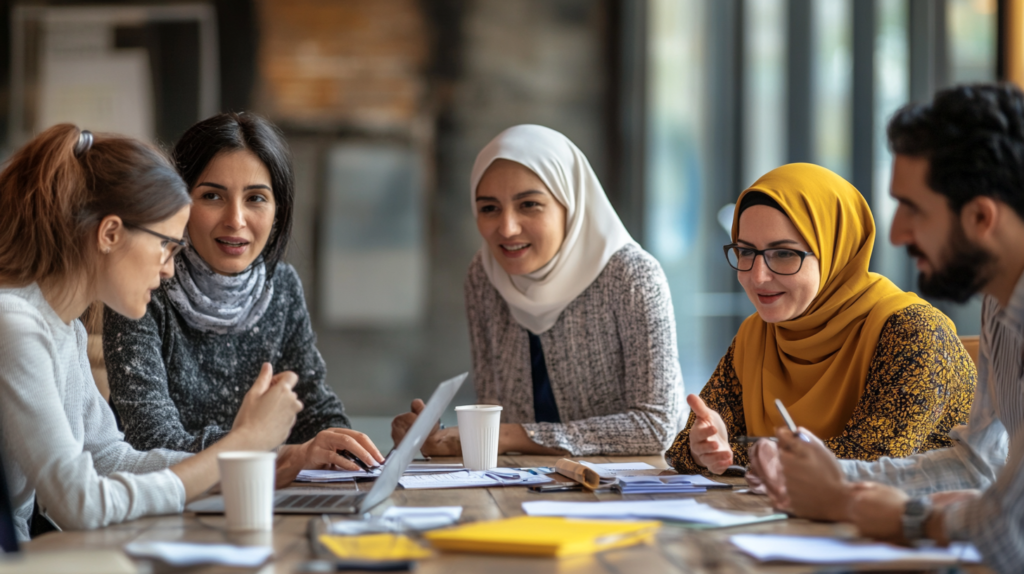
[[872, 0, 910, 288], [947, 0, 997, 83], [743, 0, 787, 187], [813, 0, 853, 179]]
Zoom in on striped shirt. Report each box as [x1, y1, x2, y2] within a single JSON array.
[[839, 272, 1024, 573]]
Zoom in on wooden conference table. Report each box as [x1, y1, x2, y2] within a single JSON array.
[[25, 455, 993, 573]]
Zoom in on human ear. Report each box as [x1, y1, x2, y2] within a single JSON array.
[[96, 215, 127, 255], [959, 196, 998, 243]]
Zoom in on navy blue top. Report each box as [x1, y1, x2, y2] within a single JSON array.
[[528, 333, 561, 423]]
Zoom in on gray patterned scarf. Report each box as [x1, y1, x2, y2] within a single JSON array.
[[164, 243, 275, 335]]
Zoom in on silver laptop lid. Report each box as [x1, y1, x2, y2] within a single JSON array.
[[358, 372, 467, 513]]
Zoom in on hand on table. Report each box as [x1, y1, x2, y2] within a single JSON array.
[[776, 426, 852, 521], [301, 428, 385, 470], [686, 394, 733, 474], [847, 481, 909, 543], [745, 438, 788, 507], [391, 399, 461, 456]]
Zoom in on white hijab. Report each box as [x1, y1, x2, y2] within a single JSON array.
[[470, 124, 635, 334]]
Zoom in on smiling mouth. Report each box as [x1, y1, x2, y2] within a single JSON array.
[[216, 238, 249, 247], [756, 292, 784, 303]]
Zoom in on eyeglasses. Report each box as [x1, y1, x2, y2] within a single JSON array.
[[124, 223, 188, 264], [723, 243, 814, 276]]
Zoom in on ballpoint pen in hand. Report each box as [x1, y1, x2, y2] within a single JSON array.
[[774, 399, 811, 443], [338, 450, 376, 474]]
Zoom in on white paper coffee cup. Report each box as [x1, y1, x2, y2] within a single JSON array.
[[456, 405, 502, 471], [218, 451, 276, 532]]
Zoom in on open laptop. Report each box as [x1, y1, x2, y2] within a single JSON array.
[[1, 449, 17, 553], [187, 372, 467, 515]]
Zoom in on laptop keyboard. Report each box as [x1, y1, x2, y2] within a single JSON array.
[[277, 492, 360, 510]]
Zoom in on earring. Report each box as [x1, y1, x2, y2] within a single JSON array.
[[104, 247, 111, 254]]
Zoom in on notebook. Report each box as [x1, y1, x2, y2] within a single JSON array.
[[423, 516, 659, 557]]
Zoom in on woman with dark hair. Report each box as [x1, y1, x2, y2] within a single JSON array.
[[104, 112, 383, 483], [0, 124, 302, 541], [665, 163, 976, 476]]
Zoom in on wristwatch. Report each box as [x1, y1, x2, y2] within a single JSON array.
[[902, 496, 934, 544]]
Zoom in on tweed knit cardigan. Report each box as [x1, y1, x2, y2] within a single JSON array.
[[465, 243, 684, 455]]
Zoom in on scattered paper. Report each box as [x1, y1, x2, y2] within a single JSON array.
[[382, 506, 463, 530], [318, 534, 432, 560], [730, 534, 982, 565], [296, 463, 466, 483], [124, 542, 272, 568], [399, 468, 552, 489], [581, 461, 656, 474], [297, 468, 377, 482], [523, 499, 784, 527], [615, 475, 708, 494], [328, 507, 463, 535]]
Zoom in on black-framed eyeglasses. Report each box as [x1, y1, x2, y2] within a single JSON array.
[[723, 243, 814, 276], [124, 223, 188, 264]]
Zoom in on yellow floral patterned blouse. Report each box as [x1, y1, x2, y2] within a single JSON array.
[[666, 304, 977, 475]]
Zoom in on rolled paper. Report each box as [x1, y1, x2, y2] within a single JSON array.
[[554, 458, 601, 490]]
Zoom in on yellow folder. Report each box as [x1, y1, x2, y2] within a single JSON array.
[[423, 516, 659, 558]]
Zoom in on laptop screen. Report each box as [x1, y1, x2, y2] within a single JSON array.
[[0, 449, 18, 553]]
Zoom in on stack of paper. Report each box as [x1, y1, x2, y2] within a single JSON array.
[[398, 468, 552, 490], [730, 534, 982, 565], [615, 474, 727, 494], [522, 499, 785, 528], [296, 463, 465, 483], [424, 516, 659, 557]]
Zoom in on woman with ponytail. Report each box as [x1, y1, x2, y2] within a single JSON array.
[[0, 125, 302, 541]]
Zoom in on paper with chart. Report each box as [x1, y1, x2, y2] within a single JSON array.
[[398, 468, 553, 489], [729, 534, 982, 564], [523, 499, 785, 527]]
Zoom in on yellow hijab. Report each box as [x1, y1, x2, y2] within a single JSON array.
[[732, 163, 936, 439]]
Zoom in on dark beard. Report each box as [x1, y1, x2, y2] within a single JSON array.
[[913, 224, 996, 303]]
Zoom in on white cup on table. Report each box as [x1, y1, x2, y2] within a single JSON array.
[[218, 451, 276, 532], [455, 405, 503, 471]]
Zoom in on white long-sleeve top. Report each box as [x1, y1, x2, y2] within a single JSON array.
[[0, 284, 188, 541]]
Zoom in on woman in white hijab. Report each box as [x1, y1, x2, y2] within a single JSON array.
[[392, 125, 684, 455]]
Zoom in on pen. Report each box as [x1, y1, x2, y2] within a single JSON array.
[[338, 450, 374, 474], [736, 436, 778, 444], [774, 398, 811, 443]]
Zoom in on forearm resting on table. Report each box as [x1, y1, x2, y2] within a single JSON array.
[[499, 423, 566, 455], [170, 430, 271, 500]]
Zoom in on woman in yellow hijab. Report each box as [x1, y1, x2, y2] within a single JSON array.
[[666, 163, 976, 475]]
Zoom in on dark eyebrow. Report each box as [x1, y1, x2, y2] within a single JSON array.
[[475, 190, 545, 202], [513, 190, 544, 200], [196, 182, 271, 192], [736, 238, 800, 248], [891, 192, 919, 211]]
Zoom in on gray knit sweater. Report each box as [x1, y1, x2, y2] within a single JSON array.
[[0, 284, 187, 541], [465, 243, 684, 456], [104, 263, 350, 453]]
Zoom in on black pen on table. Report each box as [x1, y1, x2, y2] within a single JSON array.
[[338, 450, 374, 474], [736, 436, 778, 444]]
